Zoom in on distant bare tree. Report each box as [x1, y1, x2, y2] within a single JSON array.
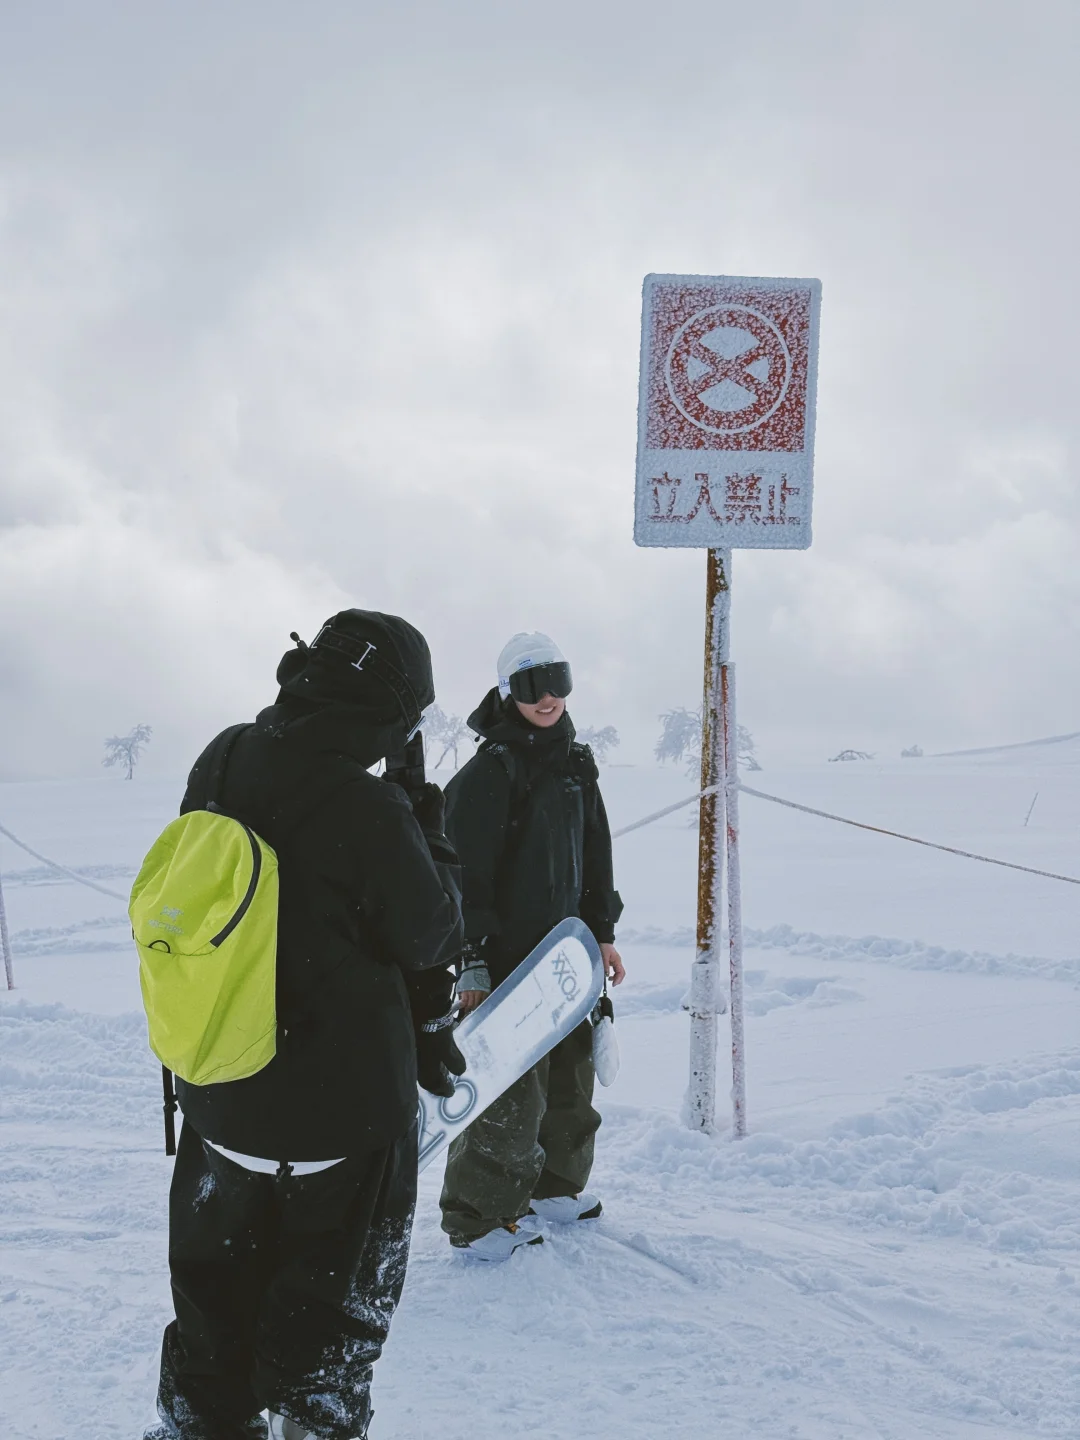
[[103, 724, 152, 780], [829, 748, 875, 762], [577, 725, 620, 762], [655, 707, 702, 776], [900, 744, 923, 758], [738, 725, 762, 771], [424, 706, 470, 771], [656, 707, 761, 775]]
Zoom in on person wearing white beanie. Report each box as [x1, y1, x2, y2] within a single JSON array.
[[438, 632, 625, 1260], [495, 631, 569, 701]]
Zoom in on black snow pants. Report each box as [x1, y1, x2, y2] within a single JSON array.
[[153, 1119, 417, 1440], [439, 1018, 599, 1240]]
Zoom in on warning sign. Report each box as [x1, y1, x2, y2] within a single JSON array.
[[635, 274, 821, 549]]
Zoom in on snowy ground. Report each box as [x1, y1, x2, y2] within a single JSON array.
[[2, 747, 1080, 1438]]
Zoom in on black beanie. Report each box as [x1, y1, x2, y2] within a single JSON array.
[[276, 609, 434, 724]]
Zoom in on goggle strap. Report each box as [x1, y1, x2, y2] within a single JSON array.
[[311, 625, 421, 731]]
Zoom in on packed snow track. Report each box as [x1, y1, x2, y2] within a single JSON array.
[[3, 754, 1080, 1438]]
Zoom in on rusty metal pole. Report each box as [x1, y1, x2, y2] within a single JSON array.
[[687, 548, 730, 1132], [0, 866, 14, 990], [720, 661, 747, 1137]]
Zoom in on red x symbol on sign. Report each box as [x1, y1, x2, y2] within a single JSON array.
[[665, 304, 792, 436]]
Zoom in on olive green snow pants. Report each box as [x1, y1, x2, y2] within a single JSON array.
[[439, 1019, 600, 1241]]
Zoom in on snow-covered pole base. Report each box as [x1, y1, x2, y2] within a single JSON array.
[[687, 549, 731, 1133], [0, 868, 14, 990], [721, 662, 746, 1137]]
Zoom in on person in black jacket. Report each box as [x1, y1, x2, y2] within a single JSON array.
[[438, 632, 624, 1261], [147, 610, 464, 1440]]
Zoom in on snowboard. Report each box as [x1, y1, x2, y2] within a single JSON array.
[[417, 917, 604, 1172]]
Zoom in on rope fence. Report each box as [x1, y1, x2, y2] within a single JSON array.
[[0, 821, 129, 989], [736, 784, 1080, 887], [0, 821, 129, 901], [3, 769, 1078, 990], [611, 787, 720, 839], [613, 781, 1080, 887]]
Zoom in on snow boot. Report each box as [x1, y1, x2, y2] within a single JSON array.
[[450, 1220, 547, 1260], [528, 1192, 603, 1222]]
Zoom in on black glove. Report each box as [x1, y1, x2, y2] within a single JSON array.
[[416, 1012, 467, 1098], [410, 781, 446, 837]]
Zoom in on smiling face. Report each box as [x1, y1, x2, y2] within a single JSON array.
[[514, 693, 566, 728]]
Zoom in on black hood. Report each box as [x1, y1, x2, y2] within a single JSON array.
[[254, 697, 396, 771], [276, 609, 434, 729], [467, 686, 576, 750]]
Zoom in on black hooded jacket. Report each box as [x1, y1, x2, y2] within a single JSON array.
[[443, 689, 623, 986], [174, 693, 463, 1162]]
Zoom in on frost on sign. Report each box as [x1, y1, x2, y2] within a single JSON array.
[[634, 274, 821, 549]]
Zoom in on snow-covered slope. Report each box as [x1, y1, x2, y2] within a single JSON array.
[[2, 755, 1079, 1438]]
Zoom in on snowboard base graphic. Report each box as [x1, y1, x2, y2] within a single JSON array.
[[417, 918, 604, 1172]]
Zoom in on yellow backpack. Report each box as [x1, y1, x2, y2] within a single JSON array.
[[130, 802, 279, 1089], [131, 722, 283, 1122]]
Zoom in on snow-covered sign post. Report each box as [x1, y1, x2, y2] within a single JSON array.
[[634, 273, 822, 1138]]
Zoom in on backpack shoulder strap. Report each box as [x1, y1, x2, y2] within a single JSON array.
[[182, 723, 252, 815], [480, 741, 530, 825], [205, 724, 254, 810], [569, 741, 600, 785]]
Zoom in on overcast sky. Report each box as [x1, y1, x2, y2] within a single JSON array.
[[1, 0, 1078, 781]]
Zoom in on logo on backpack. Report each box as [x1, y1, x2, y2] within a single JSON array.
[[148, 906, 185, 936]]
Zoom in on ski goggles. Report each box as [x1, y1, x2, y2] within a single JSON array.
[[507, 661, 573, 705]]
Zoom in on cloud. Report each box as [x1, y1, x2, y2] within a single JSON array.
[[0, 500, 348, 780], [1, 0, 1078, 778]]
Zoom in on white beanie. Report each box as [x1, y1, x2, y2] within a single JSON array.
[[497, 631, 567, 699]]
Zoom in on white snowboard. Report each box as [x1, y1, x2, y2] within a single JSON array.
[[417, 917, 604, 1172]]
